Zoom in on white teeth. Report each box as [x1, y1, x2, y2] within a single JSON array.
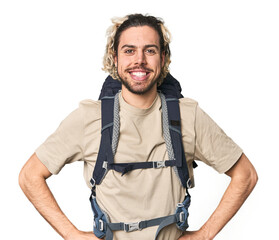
[[131, 72, 147, 76]]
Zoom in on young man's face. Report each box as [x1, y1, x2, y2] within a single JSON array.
[[115, 26, 165, 95]]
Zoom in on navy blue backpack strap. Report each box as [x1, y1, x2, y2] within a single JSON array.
[[158, 73, 184, 98], [99, 76, 121, 99], [165, 97, 192, 189], [92, 95, 115, 186]]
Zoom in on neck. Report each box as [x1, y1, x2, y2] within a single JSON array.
[[121, 85, 158, 109]]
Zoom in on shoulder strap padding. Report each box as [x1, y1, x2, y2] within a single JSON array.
[[166, 98, 192, 188], [92, 96, 115, 185]]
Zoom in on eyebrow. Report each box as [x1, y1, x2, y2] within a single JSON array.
[[121, 44, 159, 50]]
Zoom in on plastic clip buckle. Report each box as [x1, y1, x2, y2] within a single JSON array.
[[102, 161, 108, 170], [177, 203, 184, 208], [124, 222, 141, 232], [179, 212, 185, 222], [99, 219, 104, 231], [153, 161, 166, 168], [90, 178, 96, 188]]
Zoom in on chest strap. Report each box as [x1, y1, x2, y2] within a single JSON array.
[[103, 160, 177, 176]]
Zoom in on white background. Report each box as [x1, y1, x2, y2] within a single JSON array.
[[1, 0, 278, 239]]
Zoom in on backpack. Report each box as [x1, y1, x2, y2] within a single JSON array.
[[90, 73, 194, 240]]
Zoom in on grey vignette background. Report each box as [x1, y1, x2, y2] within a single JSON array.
[[0, 0, 278, 239]]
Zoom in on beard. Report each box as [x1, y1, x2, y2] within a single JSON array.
[[117, 69, 161, 95], [119, 76, 157, 95]]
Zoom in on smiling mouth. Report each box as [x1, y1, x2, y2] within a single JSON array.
[[128, 68, 152, 81], [130, 71, 148, 76], [129, 71, 150, 81]]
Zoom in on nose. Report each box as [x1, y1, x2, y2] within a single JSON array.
[[135, 50, 146, 66]]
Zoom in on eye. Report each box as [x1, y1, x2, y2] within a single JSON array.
[[124, 49, 135, 55], [145, 49, 156, 55]]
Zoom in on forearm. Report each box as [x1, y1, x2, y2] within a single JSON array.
[[198, 169, 257, 239], [19, 171, 78, 238], [180, 154, 258, 240]]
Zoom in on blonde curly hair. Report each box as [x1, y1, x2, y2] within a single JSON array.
[[102, 14, 171, 86]]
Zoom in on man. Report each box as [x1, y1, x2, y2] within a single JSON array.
[[19, 14, 258, 240]]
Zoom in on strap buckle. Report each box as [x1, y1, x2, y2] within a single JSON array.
[[102, 161, 108, 169], [179, 212, 185, 222], [99, 219, 104, 231], [153, 161, 166, 168], [90, 178, 96, 188], [124, 222, 141, 232], [177, 203, 184, 208]]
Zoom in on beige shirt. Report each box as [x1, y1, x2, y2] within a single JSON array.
[[36, 93, 242, 240]]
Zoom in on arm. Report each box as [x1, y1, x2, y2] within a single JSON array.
[[179, 153, 258, 240], [19, 153, 99, 240]]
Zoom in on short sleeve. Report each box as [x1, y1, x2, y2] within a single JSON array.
[[35, 107, 84, 174], [194, 105, 243, 173]]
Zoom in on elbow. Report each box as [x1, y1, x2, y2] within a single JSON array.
[[230, 161, 258, 196], [19, 153, 48, 192], [19, 154, 51, 198], [19, 163, 34, 193], [234, 154, 258, 193], [249, 167, 258, 191], [18, 166, 28, 192], [242, 164, 258, 195]]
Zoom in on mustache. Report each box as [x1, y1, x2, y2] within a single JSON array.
[[125, 66, 153, 72]]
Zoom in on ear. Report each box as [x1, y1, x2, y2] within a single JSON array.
[[161, 51, 165, 67], [114, 53, 118, 67]]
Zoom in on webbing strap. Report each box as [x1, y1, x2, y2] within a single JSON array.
[[108, 160, 177, 176], [112, 92, 120, 156], [160, 93, 182, 182], [154, 214, 180, 240], [104, 213, 181, 240], [160, 93, 175, 161]]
